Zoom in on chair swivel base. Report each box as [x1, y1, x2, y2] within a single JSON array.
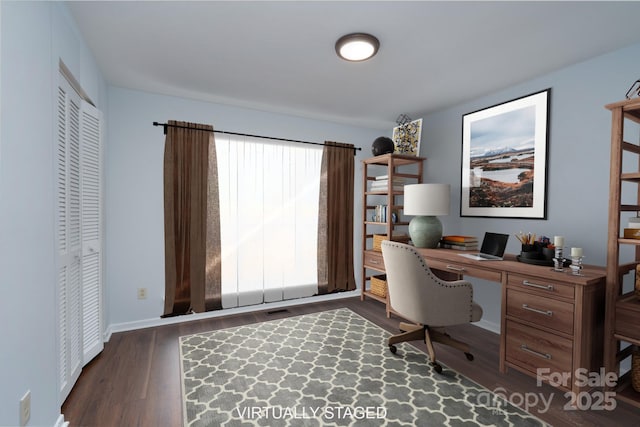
[[388, 322, 475, 373]]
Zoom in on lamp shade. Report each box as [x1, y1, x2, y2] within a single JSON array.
[[404, 184, 450, 216]]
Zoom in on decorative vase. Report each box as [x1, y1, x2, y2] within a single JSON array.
[[408, 216, 442, 248]]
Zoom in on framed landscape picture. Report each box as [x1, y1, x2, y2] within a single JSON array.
[[460, 89, 550, 218]]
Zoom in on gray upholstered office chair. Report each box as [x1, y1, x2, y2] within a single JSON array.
[[381, 241, 483, 373]]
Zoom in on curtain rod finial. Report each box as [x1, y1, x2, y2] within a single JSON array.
[[153, 121, 167, 135]]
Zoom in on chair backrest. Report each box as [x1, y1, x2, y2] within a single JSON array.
[[381, 241, 475, 326]]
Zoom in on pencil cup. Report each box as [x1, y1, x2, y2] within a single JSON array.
[[542, 247, 555, 260]]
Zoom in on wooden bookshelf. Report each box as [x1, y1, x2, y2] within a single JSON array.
[[361, 154, 424, 317], [604, 97, 640, 408]]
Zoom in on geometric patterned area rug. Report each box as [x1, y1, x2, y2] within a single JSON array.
[[179, 308, 546, 426]]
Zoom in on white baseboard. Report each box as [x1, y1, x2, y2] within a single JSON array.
[[104, 290, 501, 341], [54, 414, 69, 427], [475, 318, 500, 335], [105, 290, 360, 336]]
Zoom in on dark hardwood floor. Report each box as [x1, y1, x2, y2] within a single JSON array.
[[62, 297, 639, 426]]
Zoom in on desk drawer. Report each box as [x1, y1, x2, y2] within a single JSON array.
[[363, 251, 385, 271], [506, 289, 574, 335], [507, 273, 574, 300], [506, 320, 573, 376], [426, 259, 502, 282]]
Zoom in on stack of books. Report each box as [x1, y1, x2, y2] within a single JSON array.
[[369, 175, 406, 192], [440, 235, 479, 251]]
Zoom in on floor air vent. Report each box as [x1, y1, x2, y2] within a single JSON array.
[[266, 309, 289, 315]]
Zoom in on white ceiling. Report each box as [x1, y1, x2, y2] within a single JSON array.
[[68, 1, 640, 129]]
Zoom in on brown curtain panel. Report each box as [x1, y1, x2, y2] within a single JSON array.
[[163, 120, 221, 317], [317, 141, 356, 294]]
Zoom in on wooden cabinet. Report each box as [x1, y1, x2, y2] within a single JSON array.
[[605, 97, 640, 408], [414, 248, 605, 396], [503, 270, 605, 394], [361, 154, 424, 316]]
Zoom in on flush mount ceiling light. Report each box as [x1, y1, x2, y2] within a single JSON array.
[[335, 33, 380, 62]]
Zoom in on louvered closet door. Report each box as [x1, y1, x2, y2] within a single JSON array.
[[80, 101, 103, 364], [56, 76, 83, 403]]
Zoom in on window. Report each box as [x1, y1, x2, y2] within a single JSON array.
[[216, 135, 323, 308]]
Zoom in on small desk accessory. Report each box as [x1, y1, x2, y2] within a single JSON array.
[[570, 247, 584, 276], [552, 236, 566, 272]]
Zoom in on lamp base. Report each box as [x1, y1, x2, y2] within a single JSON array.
[[408, 216, 442, 248]]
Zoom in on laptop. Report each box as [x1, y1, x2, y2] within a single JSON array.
[[458, 232, 509, 261]]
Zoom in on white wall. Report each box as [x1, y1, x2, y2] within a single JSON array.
[[419, 42, 640, 329], [0, 2, 106, 425], [105, 87, 381, 326]]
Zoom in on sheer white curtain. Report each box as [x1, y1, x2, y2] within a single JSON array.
[[216, 135, 322, 308]]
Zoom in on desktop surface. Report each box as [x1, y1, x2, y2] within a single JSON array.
[[416, 247, 605, 286]]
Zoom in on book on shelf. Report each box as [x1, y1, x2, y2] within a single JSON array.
[[441, 235, 478, 243], [370, 180, 405, 192], [370, 185, 404, 192], [374, 175, 407, 182], [629, 217, 640, 229], [371, 205, 399, 223], [371, 180, 405, 186]]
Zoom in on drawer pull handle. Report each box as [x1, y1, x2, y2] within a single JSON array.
[[520, 344, 552, 360], [446, 265, 466, 272], [368, 260, 379, 265], [522, 304, 553, 317], [522, 280, 554, 291]]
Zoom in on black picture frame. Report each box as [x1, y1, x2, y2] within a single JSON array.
[[460, 89, 550, 219]]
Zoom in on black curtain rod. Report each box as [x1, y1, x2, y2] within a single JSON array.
[[153, 122, 361, 154]]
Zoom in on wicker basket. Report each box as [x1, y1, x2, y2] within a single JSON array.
[[370, 275, 387, 298], [372, 234, 410, 251], [633, 347, 640, 393], [372, 234, 387, 252]]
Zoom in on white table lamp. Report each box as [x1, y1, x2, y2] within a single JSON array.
[[404, 183, 450, 248]]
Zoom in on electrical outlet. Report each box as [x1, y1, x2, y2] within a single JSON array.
[[19, 390, 30, 427], [137, 288, 147, 299]]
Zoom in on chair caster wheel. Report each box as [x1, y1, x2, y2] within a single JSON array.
[[465, 352, 474, 361], [389, 345, 397, 354], [431, 363, 443, 374]]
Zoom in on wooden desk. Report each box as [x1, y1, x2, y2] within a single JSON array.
[[415, 248, 606, 397]]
